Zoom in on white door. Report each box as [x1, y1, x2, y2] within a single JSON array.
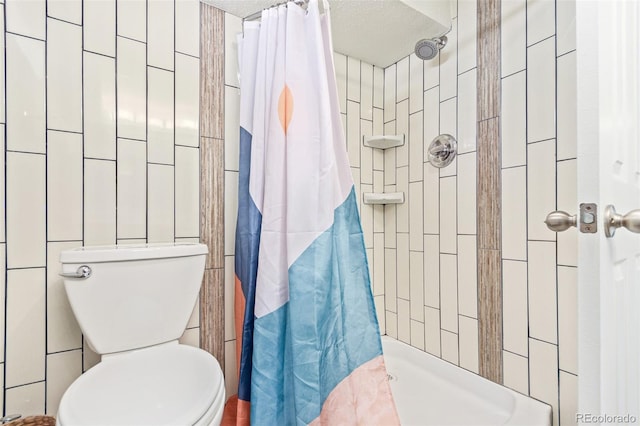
[[577, 0, 640, 420]]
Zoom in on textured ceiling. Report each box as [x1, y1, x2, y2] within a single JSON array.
[[203, 0, 451, 67]]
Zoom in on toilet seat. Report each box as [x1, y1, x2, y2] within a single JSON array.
[[57, 342, 224, 426]]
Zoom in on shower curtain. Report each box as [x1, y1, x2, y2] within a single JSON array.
[[225, 1, 399, 424]]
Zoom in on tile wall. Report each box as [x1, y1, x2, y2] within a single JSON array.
[[0, 0, 201, 416]]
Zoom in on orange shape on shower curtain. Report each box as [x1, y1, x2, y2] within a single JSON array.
[[278, 85, 293, 134]]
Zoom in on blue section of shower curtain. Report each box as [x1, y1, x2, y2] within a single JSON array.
[[234, 126, 262, 401], [251, 188, 383, 425]]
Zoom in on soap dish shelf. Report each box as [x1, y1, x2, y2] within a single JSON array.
[[363, 134, 405, 150], [363, 192, 405, 205]]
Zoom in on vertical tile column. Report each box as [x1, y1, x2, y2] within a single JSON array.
[[477, 0, 503, 383], [199, 4, 225, 367]]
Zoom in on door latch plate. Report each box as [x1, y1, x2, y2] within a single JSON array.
[[579, 203, 597, 233]]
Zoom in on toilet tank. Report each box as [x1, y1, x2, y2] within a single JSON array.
[[60, 243, 208, 355]]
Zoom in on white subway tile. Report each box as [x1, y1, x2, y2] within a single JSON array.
[[503, 260, 529, 356], [457, 236, 477, 318], [560, 371, 578, 426], [148, 67, 175, 165], [384, 64, 396, 122], [557, 0, 576, 56], [224, 340, 239, 400], [424, 235, 440, 308], [84, 52, 116, 160], [527, 38, 556, 143], [529, 338, 559, 426], [424, 307, 441, 356], [384, 193, 396, 248], [6, 34, 45, 154], [424, 46, 439, 90], [148, 0, 174, 70], [47, 242, 82, 354], [175, 147, 200, 238], [117, 139, 146, 239], [409, 54, 423, 113], [502, 166, 527, 260], [46, 350, 82, 415], [6, 0, 45, 39], [7, 153, 45, 268], [439, 177, 457, 254], [423, 87, 440, 162], [0, 367, 4, 415], [457, 69, 477, 154], [83, 0, 115, 57], [6, 269, 45, 387], [501, 0, 526, 76], [384, 248, 397, 312], [373, 172, 384, 231], [225, 14, 242, 88], [47, 0, 81, 25], [558, 52, 577, 161], [346, 101, 360, 167], [225, 86, 240, 171], [386, 311, 397, 338], [439, 18, 457, 101], [117, 38, 146, 141], [441, 330, 459, 365], [409, 182, 423, 250], [83, 339, 101, 372], [373, 66, 384, 109], [439, 98, 457, 177], [176, 0, 199, 56], [528, 241, 558, 344], [179, 328, 200, 348], [503, 350, 529, 395], [373, 233, 385, 296], [528, 140, 557, 240], [383, 121, 396, 184], [440, 254, 458, 333], [396, 167, 409, 234], [396, 56, 409, 102], [224, 171, 239, 255], [224, 256, 236, 341], [361, 62, 373, 119], [396, 100, 409, 167], [361, 185, 373, 249], [117, 0, 146, 42], [459, 316, 478, 373], [47, 19, 82, 133], [410, 320, 425, 351], [409, 111, 423, 183], [347, 57, 361, 102], [361, 120, 373, 184], [527, 0, 555, 46], [5, 382, 45, 417], [457, 0, 477, 73], [47, 131, 83, 241], [502, 71, 527, 167], [373, 110, 384, 170], [396, 234, 410, 300], [0, 9, 4, 124], [424, 163, 439, 234], [457, 153, 476, 234], [148, 164, 175, 243], [176, 54, 200, 147], [0, 129, 4, 242], [397, 299, 410, 344], [334, 53, 347, 114], [557, 159, 577, 266], [84, 159, 116, 246], [558, 266, 577, 375], [409, 252, 423, 322], [0, 247, 4, 359]]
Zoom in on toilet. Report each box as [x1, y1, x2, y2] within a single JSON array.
[[56, 243, 225, 426]]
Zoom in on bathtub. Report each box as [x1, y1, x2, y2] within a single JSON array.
[[382, 336, 552, 425]]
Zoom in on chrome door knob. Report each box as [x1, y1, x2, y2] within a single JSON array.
[[544, 211, 577, 232], [604, 205, 640, 237]]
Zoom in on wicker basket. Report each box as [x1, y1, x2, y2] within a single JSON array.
[[5, 416, 56, 426]]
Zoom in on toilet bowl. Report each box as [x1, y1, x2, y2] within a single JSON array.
[[56, 243, 225, 426]]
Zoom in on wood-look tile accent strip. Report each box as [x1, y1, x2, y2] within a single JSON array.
[[477, 0, 502, 383], [478, 249, 502, 382], [199, 3, 225, 368], [200, 4, 224, 140]]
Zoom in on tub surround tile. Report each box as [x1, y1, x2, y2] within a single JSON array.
[[410, 320, 425, 351], [409, 54, 423, 114], [409, 112, 423, 183], [409, 252, 424, 322], [148, 0, 174, 70], [396, 57, 409, 102], [557, 0, 576, 55], [502, 260, 528, 356], [224, 86, 240, 171], [409, 182, 423, 250], [84, 159, 116, 246], [423, 162, 439, 234], [361, 62, 374, 120], [176, 53, 201, 147], [83, 0, 115, 57], [375, 296, 386, 335], [526, 0, 556, 46], [500, 0, 526, 77], [558, 266, 578, 375], [457, 0, 477, 73], [176, 147, 200, 238], [334, 53, 347, 114], [176, 0, 200, 57], [397, 299, 411, 344], [503, 350, 529, 395], [423, 235, 440, 309], [117, 37, 147, 141], [439, 177, 457, 254], [383, 121, 396, 184], [423, 87, 440, 162], [423, 47, 439, 90], [424, 307, 441, 357], [360, 120, 373, 184], [501, 166, 527, 260], [373, 66, 384, 109], [440, 254, 458, 333], [6, 0, 45, 40], [527, 37, 556, 143], [147, 67, 175, 165], [47, 0, 81, 25], [527, 140, 557, 241], [220, 168, 236, 254], [439, 18, 457, 102], [396, 100, 409, 168], [457, 236, 477, 318], [384, 248, 397, 313], [84, 52, 117, 160], [148, 164, 175, 244], [557, 52, 577, 161], [46, 350, 82, 416], [528, 241, 558, 344], [457, 69, 477, 154], [347, 57, 361, 103], [396, 166, 409, 233], [117, 139, 147, 239], [501, 71, 526, 168], [117, 0, 146, 42], [457, 153, 477, 234], [441, 330, 459, 366], [347, 101, 360, 167], [5, 382, 45, 418], [438, 98, 457, 177], [530, 338, 559, 426], [459, 316, 479, 374], [386, 311, 398, 339], [384, 64, 396, 123], [373, 234, 385, 296], [560, 371, 578, 426], [557, 159, 577, 266]]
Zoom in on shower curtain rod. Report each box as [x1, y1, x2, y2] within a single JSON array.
[[244, 0, 310, 21]]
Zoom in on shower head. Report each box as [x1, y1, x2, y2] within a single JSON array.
[[415, 36, 448, 60]]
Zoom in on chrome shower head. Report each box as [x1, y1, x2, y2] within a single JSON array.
[[415, 36, 448, 60]]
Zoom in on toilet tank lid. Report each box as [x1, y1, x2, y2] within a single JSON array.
[[60, 243, 208, 263]]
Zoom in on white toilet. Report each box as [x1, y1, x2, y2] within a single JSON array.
[[56, 243, 225, 426]]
